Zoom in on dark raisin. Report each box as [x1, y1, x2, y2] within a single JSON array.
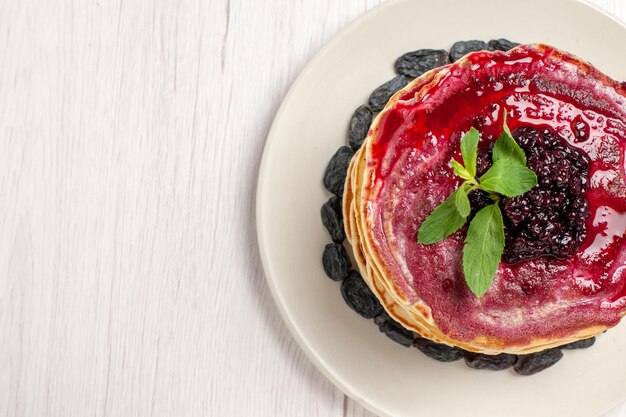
[[561, 337, 596, 350], [348, 105, 373, 150], [373, 311, 391, 326], [322, 243, 350, 281], [413, 337, 466, 362], [323, 146, 354, 196], [464, 352, 517, 370], [501, 127, 590, 264], [378, 319, 415, 347], [514, 348, 563, 375], [321, 196, 345, 243], [394, 49, 450, 78], [340, 271, 383, 318], [368, 75, 408, 112], [487, 39, 520, 52], [449, 40, 488, 61]]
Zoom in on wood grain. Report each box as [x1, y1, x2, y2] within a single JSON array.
[[0, 0, 624, 416]]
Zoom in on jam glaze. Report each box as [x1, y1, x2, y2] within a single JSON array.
[[365, 45, 626, 347]]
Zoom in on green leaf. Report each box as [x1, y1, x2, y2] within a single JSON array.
[[455, 185, 471, 218], [492, 110, 526, 166], [463, 204, 505, 297], [460, 127, 480, 177], [417, 189, 467, 244], [501, 108, 513, 137], [479, 160, 537, 197], [493, 131, 527, 166], [452, 160, 472, 180]]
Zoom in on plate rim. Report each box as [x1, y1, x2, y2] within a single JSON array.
[[255, 1, 626, 416]]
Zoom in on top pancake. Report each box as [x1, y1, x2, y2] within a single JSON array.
[[344, 44, 626, 354]]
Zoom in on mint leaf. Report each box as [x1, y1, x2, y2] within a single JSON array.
[[460, 127, 480, 177], [502, 109, 513, 137], [493, 131, 527, 166], [492, 111, 526, 166], [463, 204, 505, 297], [479, 160, 537, 197], [455, 185, 471, 218], [418, 189, 467, 244], [452, 160, 472, 180]]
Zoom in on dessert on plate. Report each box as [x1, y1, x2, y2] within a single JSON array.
[[341, 43, 626, 355]]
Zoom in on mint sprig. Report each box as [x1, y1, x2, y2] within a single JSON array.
[[417, 110, 538, 297]]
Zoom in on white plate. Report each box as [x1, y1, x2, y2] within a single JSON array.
[[256, 1, 626, 416]]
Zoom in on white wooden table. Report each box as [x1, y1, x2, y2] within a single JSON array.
[[0, 0, 625, 416]]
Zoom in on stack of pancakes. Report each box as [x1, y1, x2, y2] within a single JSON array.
[[343, 44, 626, 354]]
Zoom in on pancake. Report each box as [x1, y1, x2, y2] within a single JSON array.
[[344, 44, 626, 354]]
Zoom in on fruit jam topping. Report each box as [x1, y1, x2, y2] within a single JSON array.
[[364, 45, 626, 344], [501, 127, 590, 263]]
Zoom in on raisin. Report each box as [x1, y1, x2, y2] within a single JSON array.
[[449, 40, 488, 61], [321, 196, 345, 243], [464, 352, 517, 370], [413, 337, 466, 362], [348, 105, 373, 150], [340, 271, 383, 318], [323, 146, 354, 196], [322, 243, 350, 281], [514, 348, 563, 375], [561, 337, 596, 349], [368, 75, 407, 112], [487, 39, 520, 52], [373, 311, 391, 326], [394, 49, 450, 78], [378, 319, 415, 347]]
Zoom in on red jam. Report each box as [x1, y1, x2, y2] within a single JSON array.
[[365, 45, 626, 346]]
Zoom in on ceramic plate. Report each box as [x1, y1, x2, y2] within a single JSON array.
[[256, 1, 626, 416]]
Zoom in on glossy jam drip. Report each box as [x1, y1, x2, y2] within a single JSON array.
[[572, 114, 591, 142]]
